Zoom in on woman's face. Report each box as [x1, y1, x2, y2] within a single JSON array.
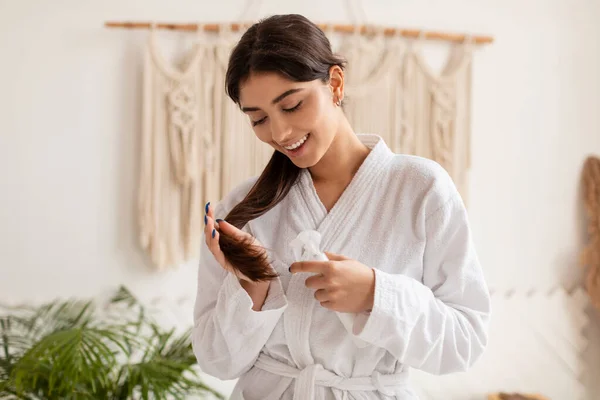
[[238, 68, 344, 169]]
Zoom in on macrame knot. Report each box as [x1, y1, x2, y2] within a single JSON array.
[[167, 82, 199, 185]]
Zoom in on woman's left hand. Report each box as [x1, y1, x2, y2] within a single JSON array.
[[289, 252, 375, 313]]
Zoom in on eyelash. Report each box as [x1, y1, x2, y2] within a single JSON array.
[[283, 101, 303, 113], [251, 101, 303, 127]]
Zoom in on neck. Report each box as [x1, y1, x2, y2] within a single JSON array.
[[308, 118, 370, 184]]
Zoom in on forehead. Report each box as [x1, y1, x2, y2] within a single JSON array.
[[239, 71, 318, 107]]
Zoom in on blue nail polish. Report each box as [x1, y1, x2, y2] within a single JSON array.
[[204, 215, 208, 225], [216, 219, 223, 223], [205, 202, 210, 213], [212, 229, 216, 238]]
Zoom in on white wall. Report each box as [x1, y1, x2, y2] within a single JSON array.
[[1, 0, 600, 397]]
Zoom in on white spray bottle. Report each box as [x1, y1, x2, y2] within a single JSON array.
[[289, 230, 369, 348]]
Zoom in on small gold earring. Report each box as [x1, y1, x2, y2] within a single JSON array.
[[335, 98, 342, 107]]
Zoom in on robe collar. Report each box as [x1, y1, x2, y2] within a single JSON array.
[[294, 134, 395, 252]]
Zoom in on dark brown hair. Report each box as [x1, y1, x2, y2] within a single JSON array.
[[220, 14, 346, 281]]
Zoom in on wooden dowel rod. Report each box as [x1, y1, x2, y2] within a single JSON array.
[[104, 21, 494, 44]]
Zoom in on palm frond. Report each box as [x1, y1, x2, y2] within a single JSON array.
[[109, 286, 139, 308], [6, 299, 97, 345], [11, 326, 123, 396], [0, 315, 37, 355], [0, 379, 42, 400], [113, 325, 223, 400], [0, 286, 222, 400], [115, 357, 223, 400]]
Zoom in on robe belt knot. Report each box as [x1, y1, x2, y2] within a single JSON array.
[[254, 353, 407, 400]]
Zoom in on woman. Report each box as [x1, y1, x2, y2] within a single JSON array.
[[192, 14, 491, 400]]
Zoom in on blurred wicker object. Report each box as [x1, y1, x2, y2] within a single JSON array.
[[581, 155, 600, 311], [487, 393, 549, 400]]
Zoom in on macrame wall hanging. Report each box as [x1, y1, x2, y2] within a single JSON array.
[[106, 19, 493, 269], [339, 29, 475, 204]]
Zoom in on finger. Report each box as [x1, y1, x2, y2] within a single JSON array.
[[202, 214, 225, 259], [290, 261, 329, 275], [216, 219, 252, 242], [204, 215, 215, 246], [205, 202, 213, 219], [209, 224, 221, 256], [305, 274, 327, 290], [206, 201, 221, 230], [204, 201, 210, 226], [205, 216, 221, 250], [210, 232, 229, 269], [314, 289, 330, 302], [324, 251, 349, 261]]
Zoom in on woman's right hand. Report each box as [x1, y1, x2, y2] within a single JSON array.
[[204, 203, 265, 282], [205, 203, 272, 311]]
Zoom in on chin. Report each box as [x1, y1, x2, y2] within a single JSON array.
[[288, 156, 319, 169], [293, 146, 328, 169]]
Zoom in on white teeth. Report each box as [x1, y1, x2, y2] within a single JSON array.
[[284, 134, 309, 150]]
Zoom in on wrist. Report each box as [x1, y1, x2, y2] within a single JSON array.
[[239, 278, 270, 290], [363, 268, 376, 313], [240, 279, 270, 311]]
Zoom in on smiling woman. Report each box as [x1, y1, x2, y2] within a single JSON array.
[[215, 14, 371, 279], [191, 13, 491, 400], [239, 72, 346, 166]]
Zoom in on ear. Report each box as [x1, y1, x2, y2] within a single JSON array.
[[328, 65, 344, 105]]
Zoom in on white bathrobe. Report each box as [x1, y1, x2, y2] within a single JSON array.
[[192, 134, 491, 400]]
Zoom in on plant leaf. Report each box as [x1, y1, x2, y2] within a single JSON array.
[[1, 287, 223, 400]]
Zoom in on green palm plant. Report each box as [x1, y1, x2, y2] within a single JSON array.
[[0, 286, 223, 400]]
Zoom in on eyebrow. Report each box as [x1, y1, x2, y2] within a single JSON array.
[[241, 88, 304, 113]]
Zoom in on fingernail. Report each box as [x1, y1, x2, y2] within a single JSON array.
[[204, 215, 208, 225], [288, 266, 292, 273], [216, 219, 223, 223], [205, 202, 210, 213], [212, 229, 216, 238]]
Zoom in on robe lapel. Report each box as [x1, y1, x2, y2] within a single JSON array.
[[283, 135, 394, 369], [298, 134, 394, 252]]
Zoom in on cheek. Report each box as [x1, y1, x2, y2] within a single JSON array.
[[302, 98, 332, 130], [253, 127, 272, 144], [309, 100, 338, 139]]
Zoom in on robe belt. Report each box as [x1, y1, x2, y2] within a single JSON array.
[[254, 353, 408, 400]]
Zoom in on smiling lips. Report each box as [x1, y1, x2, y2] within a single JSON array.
[[283, 133, 309, 151]]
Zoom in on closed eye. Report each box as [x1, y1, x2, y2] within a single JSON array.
[[251, 101, 303, 127], [251, 117, 266, 127], [282, 101, 303, 113]]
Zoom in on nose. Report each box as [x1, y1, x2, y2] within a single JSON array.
[[270, 114, 293, 144]]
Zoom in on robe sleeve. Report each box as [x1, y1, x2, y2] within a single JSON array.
[[191, 202, 288, 380], [352, 173, 491, 375]]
